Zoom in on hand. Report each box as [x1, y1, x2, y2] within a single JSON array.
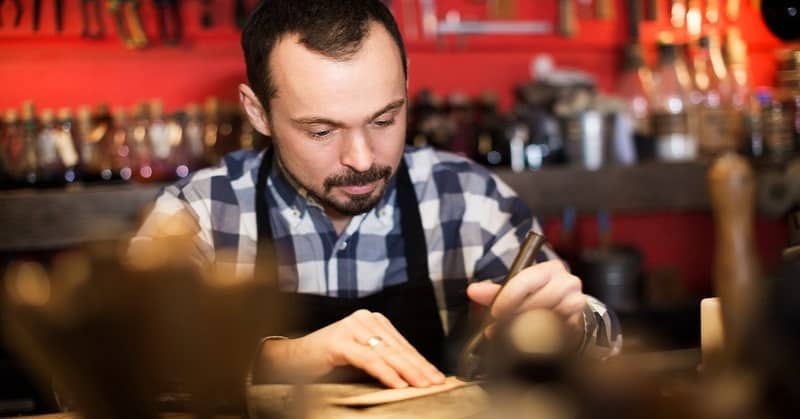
[[466, 260, 587, 334], [260, 309, 445, 388]]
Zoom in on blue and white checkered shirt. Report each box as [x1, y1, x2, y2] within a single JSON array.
[[135, 146, 622, 357]]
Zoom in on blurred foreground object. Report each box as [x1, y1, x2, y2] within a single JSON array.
[[707, 152, 761, 361], [2, 220, 286, 419]]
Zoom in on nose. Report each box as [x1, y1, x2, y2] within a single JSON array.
[[340, 129, 374, 173]]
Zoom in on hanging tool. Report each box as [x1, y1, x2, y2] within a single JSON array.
[[420, 0, 437, 39], [458, 230, 547, 380], [108, 0, 148, 48], [81, 0, 105, 38], [686, 0, 702, 37], [558, 0, 577, 37], [595, 0, 614, 20], [32, 0, 40, 30], [0, 0, 22, 27], [670, 0, 686, 28], [706, 0, 720, 24], [55, 0, 63, 31], [401, 0, 418, 40], [234, 0, 247, 29], [487, 0, 515, 19], [200, 0, 213, 28], [644, 0, 658, 21], [726, 0, 740, 21], [153, 0, 181, 45]]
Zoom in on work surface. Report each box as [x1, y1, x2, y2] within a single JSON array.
[[8, 380, 489, 419]]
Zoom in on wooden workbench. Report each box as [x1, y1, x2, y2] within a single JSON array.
[[5, 382, 489, 419]]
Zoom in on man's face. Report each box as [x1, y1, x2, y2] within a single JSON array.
[[263, 22, 407, 217]]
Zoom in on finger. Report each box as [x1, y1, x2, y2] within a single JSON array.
[[350, 312, 435, 387], [552, 290, 588, 319], [372, 313, 445, 384], [517, 272, 582, 313], [491, 260, 566, 318], [342, 342, 409, 388], [466, 280, 500, 307]]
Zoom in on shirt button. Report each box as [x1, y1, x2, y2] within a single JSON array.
[[291, 208, 300, 217], [339, 241, 348, 251]]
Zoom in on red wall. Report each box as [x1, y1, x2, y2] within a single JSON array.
[[0, 0, 791, 294]]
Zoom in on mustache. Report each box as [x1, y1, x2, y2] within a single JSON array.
[[324, 165, 392, 192]]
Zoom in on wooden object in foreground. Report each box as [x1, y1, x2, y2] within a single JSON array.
[[700, 297, 723, 364], [707, 153, 761, 357]]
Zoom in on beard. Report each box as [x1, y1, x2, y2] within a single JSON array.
[[273, 146, 393, 217]]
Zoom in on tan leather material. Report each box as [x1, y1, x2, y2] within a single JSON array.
[[325, 376, 473, 406]]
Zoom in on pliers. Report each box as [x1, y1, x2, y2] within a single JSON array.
[[0, 0, 23, 28]]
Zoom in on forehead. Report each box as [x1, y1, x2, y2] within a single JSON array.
[[268, 22, 406, 121]]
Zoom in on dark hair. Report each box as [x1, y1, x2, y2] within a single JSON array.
[[241, 0, 408, 113]]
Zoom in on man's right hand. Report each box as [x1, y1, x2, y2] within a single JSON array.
[[259, 309, 445, 388]]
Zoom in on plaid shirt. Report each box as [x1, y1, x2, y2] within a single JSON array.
[[135, 146, 622, 357]]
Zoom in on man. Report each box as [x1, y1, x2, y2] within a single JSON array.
[[135, 0, 621, 389]]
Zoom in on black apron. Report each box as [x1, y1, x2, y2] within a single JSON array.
[[254, 148, 447, 372]]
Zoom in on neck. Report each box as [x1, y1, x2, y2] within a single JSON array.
[[326, 209, 351, 236]]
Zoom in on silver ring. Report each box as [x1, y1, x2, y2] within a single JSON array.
[[366, 336, 383, 348]]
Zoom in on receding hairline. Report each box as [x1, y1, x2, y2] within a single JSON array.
[[265, 20, 405, 102]]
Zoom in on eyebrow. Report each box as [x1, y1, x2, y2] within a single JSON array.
[[290, 98, 406, 127]]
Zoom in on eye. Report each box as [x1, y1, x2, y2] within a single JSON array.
[[308, 129, 333, 139], [373, 118, 396, 128]]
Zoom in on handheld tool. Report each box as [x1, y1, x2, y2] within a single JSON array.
[[153, 0, 181, 45], [81, 0, 105, 38], [457, 230, 547, 380], [0, 0, 22, 27]]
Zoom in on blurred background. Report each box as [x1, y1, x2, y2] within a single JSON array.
[[1, 0, 799, 416]]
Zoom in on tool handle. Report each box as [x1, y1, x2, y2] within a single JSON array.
[[482, 230, 547, 329], [558, 0, 577, 37]]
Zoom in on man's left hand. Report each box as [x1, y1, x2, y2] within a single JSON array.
[[466, 260, 587, 333]]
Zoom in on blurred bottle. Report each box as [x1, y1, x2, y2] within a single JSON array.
[[219, 103, 244, 156], [446, 92, 475, 158], [56, 109, 80, 184], [75, 105, 113, 182], [147, 100, 181, 181], [203, 97, 222, 164], [692, 35, 737, 157], [129, 102, 155, 181], [617, 44, 654, 161], [407, 90, 448, 149], [474, 92, 511, 167], [36, 109, 69, 187], [725, 28, 751, 152], [650, 41, 697, 161], [19, 101, 39, 186], [1, 109, 27, 188], [762, 95, 796, 166], [109, 108, 134, 182], [182, 103, 207, 171]]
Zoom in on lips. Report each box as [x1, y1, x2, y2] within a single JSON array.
[[340, 181, 378, 196]]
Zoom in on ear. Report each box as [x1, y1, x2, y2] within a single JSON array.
[[238, 84, 272, 137]]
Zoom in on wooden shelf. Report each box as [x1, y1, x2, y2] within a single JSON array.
[[495, 162, 710, 217], [0, 183, 162, 252], [0, 162, 713, 252]]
